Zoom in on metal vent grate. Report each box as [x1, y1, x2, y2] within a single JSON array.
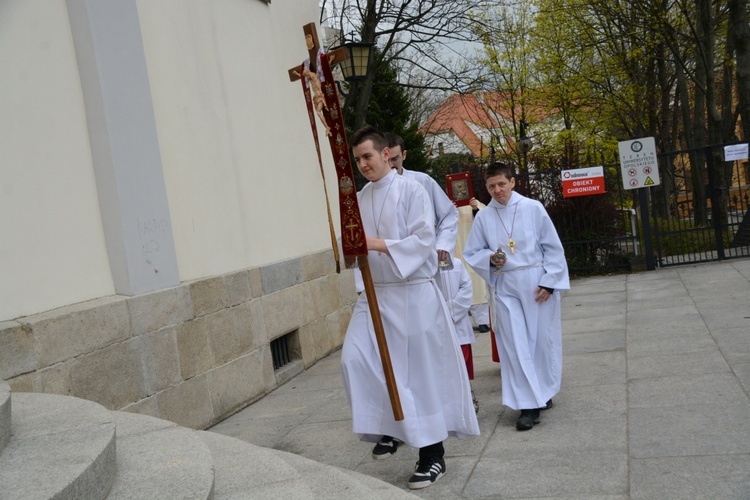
[[270, 334, 292, 370]]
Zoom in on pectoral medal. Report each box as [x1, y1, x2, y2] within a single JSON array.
[[495, 204, 519, 256]]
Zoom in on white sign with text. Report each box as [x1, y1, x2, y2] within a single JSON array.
[[724, 143, 749, 162], [618, 137, 661, 190]]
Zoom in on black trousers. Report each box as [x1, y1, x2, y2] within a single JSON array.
[[382, 436, 444, 460], [418, 441, 444, 461]]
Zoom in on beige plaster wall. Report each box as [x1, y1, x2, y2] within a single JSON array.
[[0, 0, 341, 322], [0, 1, 115, 321], [137, 0, 341, 282]]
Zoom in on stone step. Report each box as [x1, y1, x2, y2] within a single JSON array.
[[106, 411, 215, 499], [279, 449, 418, 499], [0, 392, 116, 500], [197, 431, 316, 498], [0, 389, 413, 499], [0, 381, 10, 454], [200, 431, 417, 499]]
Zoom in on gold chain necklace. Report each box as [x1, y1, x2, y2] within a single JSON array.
[[494, 204, 518, 253]]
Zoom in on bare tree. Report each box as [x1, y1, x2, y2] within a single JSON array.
[[320, 0, 491, 129]]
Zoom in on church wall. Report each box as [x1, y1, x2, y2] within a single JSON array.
[[1, 0, 355, 429], [0, 1, 116, 321], [137, 0, 339, 281], [1, 250, 356, 429]]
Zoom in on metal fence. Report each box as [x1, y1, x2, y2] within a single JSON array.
[[466, 142, 750, 277], [509, 162, 642, 276], [650, 143, 750, 266]]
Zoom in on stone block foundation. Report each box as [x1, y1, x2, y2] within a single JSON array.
[[2, 249, 356, 429]]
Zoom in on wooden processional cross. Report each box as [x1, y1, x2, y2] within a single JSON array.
[[288, 23, 403, 421]]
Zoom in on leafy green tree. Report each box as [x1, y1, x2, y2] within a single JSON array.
[[474, 0, 747, 225], [471, 4, 537, 164]]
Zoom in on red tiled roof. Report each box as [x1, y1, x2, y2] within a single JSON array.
[[419, 95, 494, 156], [419, 92, 550, 157]]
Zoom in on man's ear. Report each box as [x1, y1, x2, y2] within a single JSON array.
[[382, 146, 391, 162], [402, 149, 408, 161]]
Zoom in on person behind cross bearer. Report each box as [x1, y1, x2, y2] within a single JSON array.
[[463, 162, 570, 431], [385, 132, 459, 264], [436, 254, 479, 412], [455, 196, 491, 333], [340, 126, 479, 490]]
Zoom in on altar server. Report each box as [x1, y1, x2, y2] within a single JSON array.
[[341, 126, 479, 489], [463, 162, 569, 431]]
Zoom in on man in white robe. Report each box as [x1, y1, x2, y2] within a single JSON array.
[[341, 126, 479, 489], [365, 132, 460, 461], [455, 198, 490, 331], [352, 133, 458, 299], [463, 162, 569, 431], [436, 255, 478, 411]]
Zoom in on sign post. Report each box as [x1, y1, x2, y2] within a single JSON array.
[[618, 137, 661, 190], [618, 137, 660, 270]]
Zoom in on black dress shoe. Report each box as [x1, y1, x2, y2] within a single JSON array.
[[516, 409, 540, 430], [477, 324, 490, 333], [541, 399, 553, 410]]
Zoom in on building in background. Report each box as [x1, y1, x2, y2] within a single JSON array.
[[420, 92, 557, 161]]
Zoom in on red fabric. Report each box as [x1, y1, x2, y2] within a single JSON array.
[[301, 54, 367, 259], [490, 321, 500, 363], [461, 344, 474, 380], [319, 54, 368, 258]]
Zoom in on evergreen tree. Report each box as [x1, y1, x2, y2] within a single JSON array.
[[344, 50, 429, 176]]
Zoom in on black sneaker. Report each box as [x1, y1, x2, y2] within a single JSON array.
[[408, 457, 446, 489], [372, 436, 401, 460], [516, 409, 540, 431], [541, 399, 553, 410], [477, 324, 490, 333]]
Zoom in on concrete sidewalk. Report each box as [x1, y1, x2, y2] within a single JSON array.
[[209, 259, 750, 498]]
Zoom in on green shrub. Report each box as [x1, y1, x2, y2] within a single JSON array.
[[646, 218, 732, 256]]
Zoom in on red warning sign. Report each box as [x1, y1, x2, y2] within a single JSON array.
[[561, 166, 606, 198]]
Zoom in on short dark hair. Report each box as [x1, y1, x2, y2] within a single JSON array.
[[485, 162, 514, 180], [384, 132, 405, 151], [350, 125, 388, 151]]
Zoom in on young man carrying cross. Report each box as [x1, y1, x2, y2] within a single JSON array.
[[340, 126, 479, 489], [367, 132, 463, 461]]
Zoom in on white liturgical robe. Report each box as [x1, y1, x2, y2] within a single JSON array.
[[436, 256, 475, 346], [341, 170, 480, 448], [353, 168, 458, 293], [463, 191, 570, 410]]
